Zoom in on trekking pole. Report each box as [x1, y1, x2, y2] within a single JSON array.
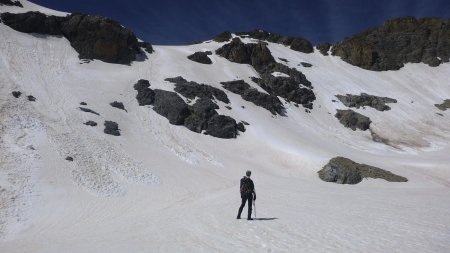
[[253, 200, 256, 219]]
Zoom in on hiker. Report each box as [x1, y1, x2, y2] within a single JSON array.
[[237, 170, 256, 220]]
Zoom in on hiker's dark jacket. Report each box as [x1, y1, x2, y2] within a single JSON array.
[[240, 177, 255, 198]]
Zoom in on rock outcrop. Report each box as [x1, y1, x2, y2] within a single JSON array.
[[435, 99, 450, 111], [187, 51, 212, 64], [0, 0, 22, 7], [110, 101, 126, 111], [318, 157, 408, 184], [12, 91, 21, 98], [216, 38, 315, 109], [235, 29, 313, 53], [84, 121, 97, 127], [133, 79, 155, 106], [79, 107, 100, 116], [133, 79, 243, 138], [165, 76, 229, 103], [336, 93, 397, 111], [221, 80, 284, 115], [332, 17, 450, 71], [153, 89, 192, 125], [335, 109, 371, 131], [104, 121, 120, 136], [0, 11, 152, 64], [213, 31, 232, 42], [316, 43, 331, 56]]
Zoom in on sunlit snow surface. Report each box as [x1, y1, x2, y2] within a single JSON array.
[[1, 2, 450, 253]]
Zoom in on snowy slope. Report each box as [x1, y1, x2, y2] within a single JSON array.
[[1, 2, 450, 253]]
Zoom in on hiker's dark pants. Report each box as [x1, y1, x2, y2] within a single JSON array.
[[237, 193, 253, 219]]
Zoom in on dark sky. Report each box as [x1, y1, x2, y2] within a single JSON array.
[[32, 0, 449, 45]]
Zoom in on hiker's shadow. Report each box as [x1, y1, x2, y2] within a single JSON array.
[[254, 218, 278, 221]]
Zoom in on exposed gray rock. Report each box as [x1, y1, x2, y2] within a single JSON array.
[[0, 0, 23, 7], [318, 156, 408, 184], [332, 17, 450, 71], [110, 101, 126, 111], [133, 79, 155, 106], [235, 29, 313, 53], [236, 122, 246, 132], [12, 91, 21, 98], [27, 95, 36, 101], [335, 109, 371, 131], [183, 98, 219, 133], [65, 156, 73, 161], [79, 107, 100, 116], [187, 51, 212, 64], [137, 41, 154, 54], [278, 57, 288, 63], [205, 115, 238, 139], [221, 80, 284, 115], [300, 62, 312, 67], [153, 89, 191, 125], [165, 76, 229, 103], [1, 12, 148, 64], [80, 102, 87, 105], [104, 121, 120, 136], [216, 38, 315, 109], [435, 99, 450, 111], [336, 93, 397, 111], [213, 31, 232, 42], [316, 43, 331, 55], [84, 121, 97, 127]]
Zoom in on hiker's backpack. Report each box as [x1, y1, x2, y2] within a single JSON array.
[[240, 177, 253, 194]]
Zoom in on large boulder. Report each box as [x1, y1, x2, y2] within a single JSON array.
[[318, 157, 408, 184], [1, 11, 150, 64], [205, 115, 238, 139], [335, 109, 371, 131], [336, 93, 397, 111], [134, 79, 155, 106], [332, 17, 450, 70], [152, 89, 191, 125], [316, 43, 331, 56], [184, 98, 219, 133], [0, 0, 23, 7], [435, 99, 450, 111], [104, 121, 120, 136], [165, 76, 229, 103], [0, 12, 63, 35], [221, 80, 284, 115], [187, 51, 212, 64]]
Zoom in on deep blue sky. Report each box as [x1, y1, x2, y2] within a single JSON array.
[[32, 0, 449, 45]]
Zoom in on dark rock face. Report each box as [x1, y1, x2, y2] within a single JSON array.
[[84, 121, 97, 126], [336, 93, 397, 111], [316, 43, 331, 56], [165, 76, 229, 103], [137, 41, 154, 54], [0, 12, 63, 35], [206, 115, 238, 139], [221, 80, 284, 115], [318, 156, 408, 184], [213, 31, 232, 42], [235, 29, 313, 53], [27, 95, 36, 101], [332, 17, 450, 71], [65, 156, 73, 161], [133, 79, 155, 106], [300, 62, 312, 67], [215, 38, 275, 72], [60, 13, 142, 64], [184, 98, 219, 133], [1, 12, 149, 64], [236, 122, 246, 132], [216, 38, 315, 109], [12, 91, 21, 98], [153, 89, 191, 125], [335, 109, 371, 131], [0, 0, 23, 7], [110, 101, 126, 111], [79, 107, 100, 116], [435, 99, 450, 111], [80, 102, 87, 105], [187, 51, 212, 64], [104, 121, 120, 136]]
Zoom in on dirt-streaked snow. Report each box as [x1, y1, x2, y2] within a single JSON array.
[[1, 3, 450, 253]]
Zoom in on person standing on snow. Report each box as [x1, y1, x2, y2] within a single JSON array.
[[237, 170, 256, 220]]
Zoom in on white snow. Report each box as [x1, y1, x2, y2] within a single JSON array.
[[271, 71, 290, 78], [1, 3, 450, 253]]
